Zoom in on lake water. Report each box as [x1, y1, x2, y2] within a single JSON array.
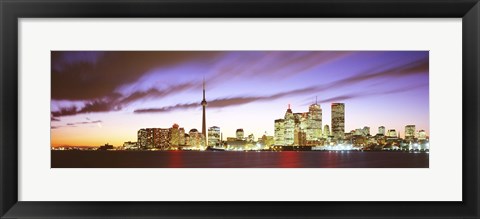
[[51, 150, 428, 168]]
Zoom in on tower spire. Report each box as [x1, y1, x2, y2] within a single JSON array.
[[203, 77, 205, 99], [316, 96, 318, 104]]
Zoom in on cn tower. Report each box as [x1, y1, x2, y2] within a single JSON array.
[[201, 78, 207, 146]]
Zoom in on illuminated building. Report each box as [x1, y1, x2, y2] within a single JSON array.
[[123, 141, 138, 150], [189, 129, 202, 147], [236, 129, 244, 140], [137, 129, 147, 149], [323, 124, 330, 138], [247, 133, 255, 142], [294, 125, 307, 146], [378, 126, 385, 135], [354, 128, 363, 136], [417, 129, 427, 140], [363, 126, 370, 136], [137, 128, 171, 150], [307, 100, 322, 141], [387, 129, 397, 138], [284, 104, 295, 145], [208, 126, 221, 146], [262, 134, 275, 148], [405, 125, 416, 140], [154, 128, 170, 150], [331, 103, 345, 140], [184, 133, 190, 146], [294, 112, 308, 145], [201, 78, 207, 146], [274, 119, 285, 145], [226, 139, 246, 150], [169, 123, 180, 146], [179, 128, 185, 145]]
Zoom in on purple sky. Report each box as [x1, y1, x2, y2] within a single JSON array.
[[51, 51, 429, 146]]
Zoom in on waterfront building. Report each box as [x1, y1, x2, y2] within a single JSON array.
[[284, 105, 295, 145], [294, 126, 307, 146], [363, 126, 370, 136], [354, 128, 363, 136], [274, 119, 285, 145], [226, 139, 246, 150], [247, 133, 255, 142], [154, 128, 170, 150], [323, 124, 330, 138], [179, 128, 185, 146], [227, 137, 237, 141], [208, 126, 221, 146], [184, 133, 190, 146], [417, 129, 427, 140], [123, 141, 138, 150], [137, 129, 148, 149], [378, 126, 386, 135], [169, 123, 180, 146], [307, 101, 322, 141], [236, 129, 244, 140], [189, 128, 202, 147], [331, 103, 345, 140], [137, 128, 171, 150], [387, 129, 397, 138], [263, 135, 275, 148], [405, 125, 416, 140]]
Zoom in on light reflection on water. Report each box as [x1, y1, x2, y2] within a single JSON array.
[[52, 151, 429, 168]]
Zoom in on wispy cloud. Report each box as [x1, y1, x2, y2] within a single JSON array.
[[134, 56, 428, 114]]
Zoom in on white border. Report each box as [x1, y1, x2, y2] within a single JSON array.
[[19, 18, 462, 201]]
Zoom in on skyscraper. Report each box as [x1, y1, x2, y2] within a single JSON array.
[[405, 125, 416, 140], [208, 126, 221, 146], [388, 129, 397, 138], [378, 126, 386, 135], [236, 129, 244, 140], [331, 103, 345, 140], [169, 123, 180, 146], [137, 129, 147, 149], [274, 119, 285, 145], [201, 78, 207, 146], [417, 130, 427, 140], [179, 128, 185, 146], [307, 99, 322, 141], [323, 124, 330, 138], [363, 126, 370, 136], [284, 104, 295, 145]]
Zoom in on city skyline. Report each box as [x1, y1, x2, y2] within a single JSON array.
[[51, 51, 429, 147]]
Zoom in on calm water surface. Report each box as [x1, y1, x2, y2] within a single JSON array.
[[51, 151, 428, 168]]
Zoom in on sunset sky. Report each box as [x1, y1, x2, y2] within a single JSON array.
[[51, 51, 429, 146]]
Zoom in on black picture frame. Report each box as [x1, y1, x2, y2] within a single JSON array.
[[1, 0, 479, 218]]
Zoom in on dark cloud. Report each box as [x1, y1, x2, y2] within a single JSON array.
[[51, 106, 78, 117], [52, 51, 222, 101], [51, 116, 60, 121], [51, 82, 198, 117]]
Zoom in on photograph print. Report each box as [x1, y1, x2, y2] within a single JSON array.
[[51, 51, 429, 168]]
